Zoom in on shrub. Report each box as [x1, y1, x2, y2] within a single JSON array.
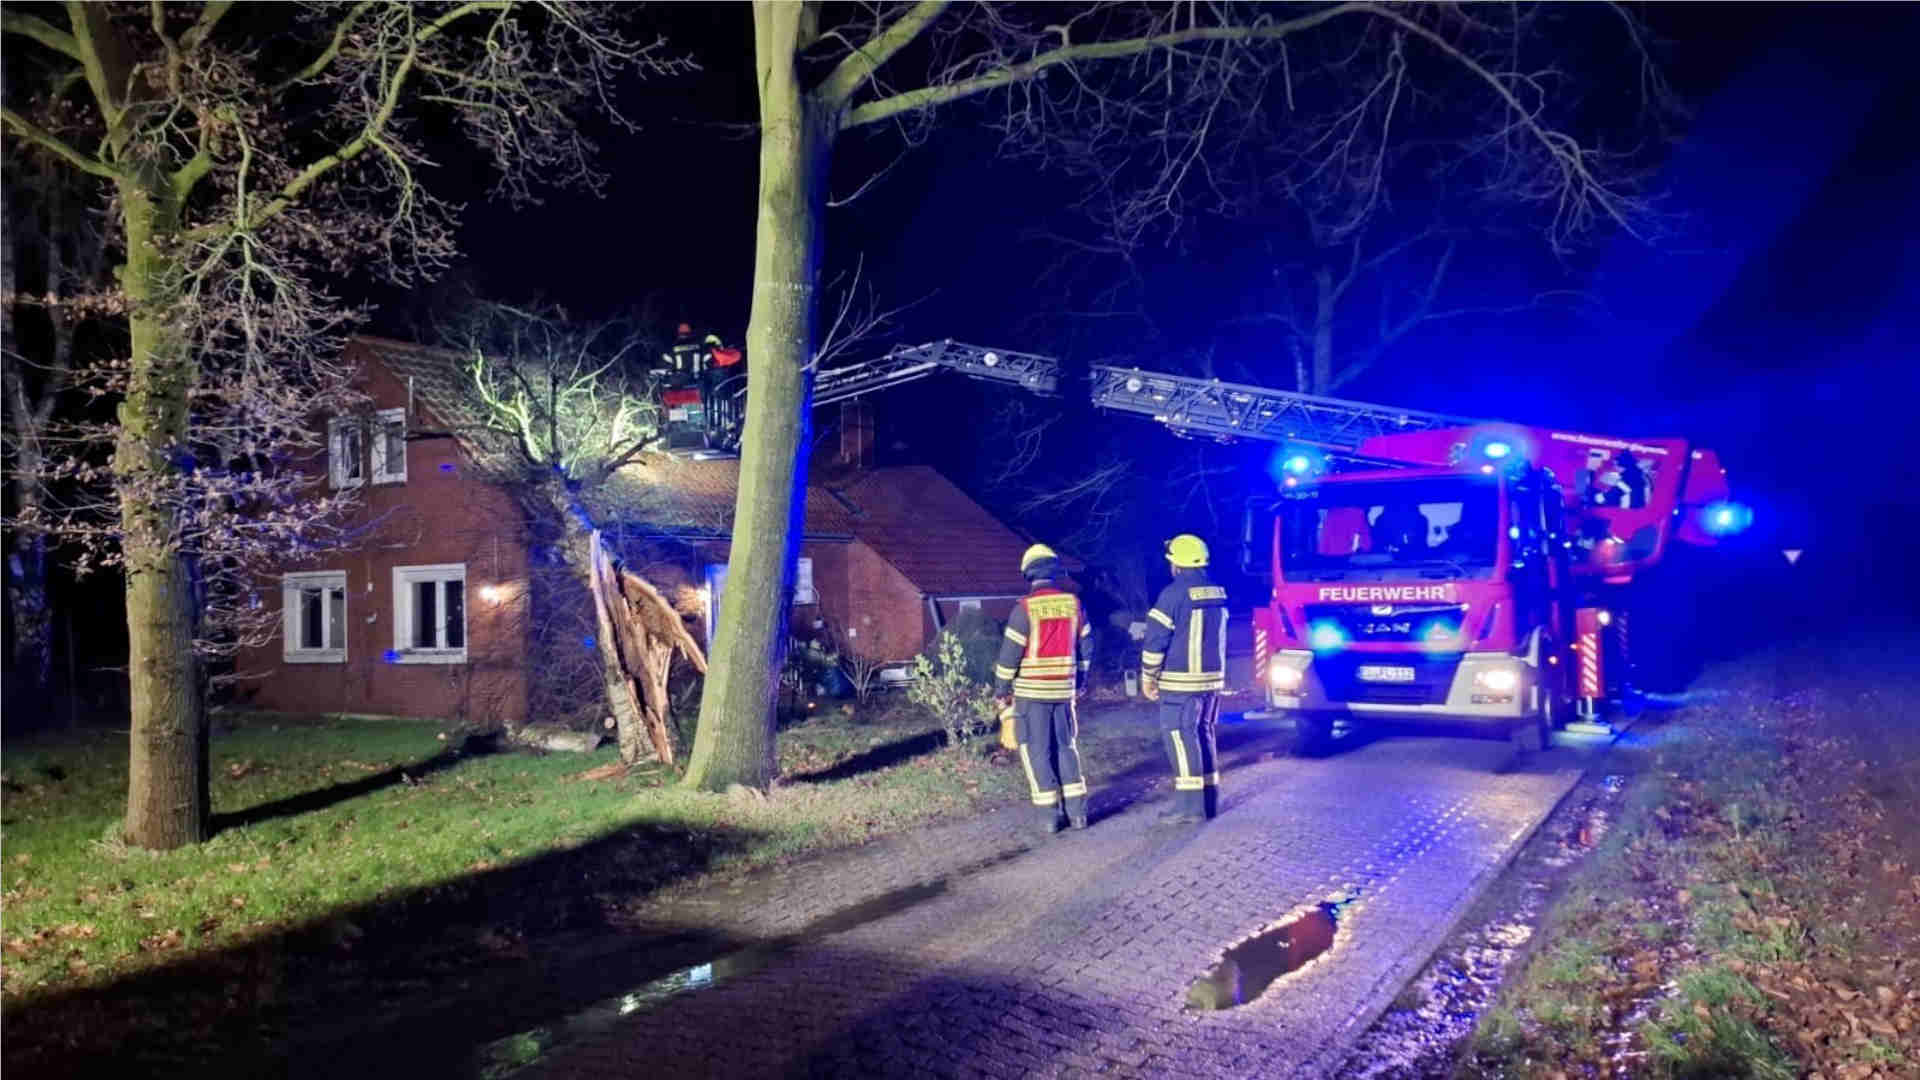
[[942, 607, 1006, 684], [908, 630, 998, 747]]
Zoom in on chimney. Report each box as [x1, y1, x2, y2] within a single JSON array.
[[838, 399, 875, 470]]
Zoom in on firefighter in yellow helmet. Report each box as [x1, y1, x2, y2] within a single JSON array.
[[993, 543, 1095, 835], [1140, 533, 1228, 824]]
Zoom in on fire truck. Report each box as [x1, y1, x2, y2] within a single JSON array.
[[795, 340, 1747, 751]]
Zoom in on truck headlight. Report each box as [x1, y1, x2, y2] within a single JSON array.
[[1473, 667, 1519, 692], [1269, 663, 1304, 691]]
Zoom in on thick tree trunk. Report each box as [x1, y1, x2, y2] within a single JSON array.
[[117, 173, 210, 849], [1311, 265, 1336, 395], [684, 2, 834, 792]]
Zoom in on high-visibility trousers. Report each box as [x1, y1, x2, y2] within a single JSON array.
[[1016, 699, 1089, 824], [1159, 691, 1221, 818]]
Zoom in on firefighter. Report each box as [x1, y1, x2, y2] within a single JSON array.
[[1140, 533, 1228, 824], [662, 323, 710, 383], [993, 543, 1094, 835]]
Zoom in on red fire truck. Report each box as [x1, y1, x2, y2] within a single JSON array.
[[1246, 424, 1741, 753], [805, 341, 1747, 751]]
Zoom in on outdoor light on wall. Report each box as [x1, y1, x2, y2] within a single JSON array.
[[480, 584, 505, 605]]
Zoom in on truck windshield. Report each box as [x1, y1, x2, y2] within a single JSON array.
[[1279, 476, 1500, 577]]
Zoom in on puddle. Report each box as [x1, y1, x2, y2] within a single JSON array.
[[1186, 894, 1356, 1010], [467, 846, 1035, 1079]]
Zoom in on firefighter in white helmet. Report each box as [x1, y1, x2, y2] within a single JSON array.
[[993, 543, 1095, 835], [1140, 533, 1228, 823]]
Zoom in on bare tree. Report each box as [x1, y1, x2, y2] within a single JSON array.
[[1, 2, 683, 848], [438, 301, 707, 767], [690, 0, 1665, 792], [3, 140, 111, 711]]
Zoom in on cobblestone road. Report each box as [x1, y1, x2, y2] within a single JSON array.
[[506, 715, 1585, 1080]]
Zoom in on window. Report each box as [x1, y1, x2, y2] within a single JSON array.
[[328, 418, 363, 489], [371, 408, 406, 484], [283, 571, 347, 663], [328, 408, 406, 488], [392, 563, 466, 663], [794, 557, 816, 605]]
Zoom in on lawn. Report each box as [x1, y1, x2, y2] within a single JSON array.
[[1457, 641, 1920, 1080], [1, 703, 989, 1003]]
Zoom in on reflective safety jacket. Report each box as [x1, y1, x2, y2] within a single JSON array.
[[993, 585, 1093, 702], [1142, 569, 1228, 695]]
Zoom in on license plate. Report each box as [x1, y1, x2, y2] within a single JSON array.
[[1358, 664, 1416, 683]]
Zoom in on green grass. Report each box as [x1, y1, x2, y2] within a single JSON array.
[[1, 700, 1149, 1006]]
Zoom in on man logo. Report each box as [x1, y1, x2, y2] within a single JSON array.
[[1370, 604, 1395, 616]]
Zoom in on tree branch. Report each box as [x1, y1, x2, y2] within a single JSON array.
[[843, 2, 1367, 129], [815, 0, 949, 110], [1, 10, 82, 60], [272, 0, 380, 92], [0, 107, 120, 179]]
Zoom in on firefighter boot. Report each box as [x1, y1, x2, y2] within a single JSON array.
[[1064, 794, 1089, 830]]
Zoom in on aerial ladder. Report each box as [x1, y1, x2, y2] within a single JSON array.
[[810, 338, 1473, 453]]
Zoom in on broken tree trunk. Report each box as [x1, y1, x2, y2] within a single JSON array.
[[587, 530, 707, 767]]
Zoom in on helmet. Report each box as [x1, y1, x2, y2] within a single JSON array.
[[703, 333, 723, 346], [1165, 534, 1209, 568], [1020, 543, 1060, 575], [676, 322, 693, 336]]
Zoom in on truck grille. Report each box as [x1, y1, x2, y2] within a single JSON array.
[[1315, 654, 1459, 705], [1306, 603, 1466, 645]]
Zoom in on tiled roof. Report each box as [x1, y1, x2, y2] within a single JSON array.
[[594, 456, 855, 541], [829, 467, 1035, 597], [356, 336, 492, 434]]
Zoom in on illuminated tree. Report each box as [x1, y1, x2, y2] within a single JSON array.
[[1, 1, 682, 848]]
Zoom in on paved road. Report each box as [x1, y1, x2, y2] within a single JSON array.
[[502, 721, 1585, 1080]]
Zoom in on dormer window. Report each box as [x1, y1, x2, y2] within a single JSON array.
[[329, 408, 407, 488]]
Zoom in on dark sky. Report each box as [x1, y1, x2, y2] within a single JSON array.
[[437, 2, 1919, 572]]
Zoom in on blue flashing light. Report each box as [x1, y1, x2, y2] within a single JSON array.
[[382, 649, 401, 664], [439, 463, 457, 473], [1484, 441, 1513, 460], [1701, 501, 1754, 536], [1285, 454, 1313, 475], [1308, 621, 1346, 652], [583, 635, 597, 649]]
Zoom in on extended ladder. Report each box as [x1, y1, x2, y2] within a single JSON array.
[[813, 339, 1474, 451]]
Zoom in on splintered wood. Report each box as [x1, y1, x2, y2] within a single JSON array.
[[588, 530, 707, 766]]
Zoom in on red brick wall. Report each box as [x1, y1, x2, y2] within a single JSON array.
[[236, 344, 529, 728], [842, 540, 926, 663]]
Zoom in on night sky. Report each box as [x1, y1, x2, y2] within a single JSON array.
[[416, 2, 1917, 609]]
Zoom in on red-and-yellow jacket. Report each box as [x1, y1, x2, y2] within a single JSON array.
[[993, 585, 1093, 702]]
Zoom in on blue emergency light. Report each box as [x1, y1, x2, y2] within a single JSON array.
[[1483, 440, 1513, 460], [1700, 501, 1753, 536], [1308, 621, 1346, 652]]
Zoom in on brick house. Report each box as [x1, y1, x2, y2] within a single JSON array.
[[239, 337, 1040, 725]]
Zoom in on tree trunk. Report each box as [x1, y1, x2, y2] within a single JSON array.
[[545, 485, 650, 761], [684, 2, 834, 792], [117, 173, 210, 849], [1311, 265, 1336, 395], [2, 228, 55, 710]]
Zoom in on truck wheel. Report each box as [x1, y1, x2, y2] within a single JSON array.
[[1511, 714, 1547, 754], [1291, 713, 1335, 757]]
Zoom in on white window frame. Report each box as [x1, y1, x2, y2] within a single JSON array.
[[392, 563, 467, 664], [327, 418, 364, 489], [328, 409, 406, 488], [371, 408, 406, 484], [794, 556, 816, 605], [282, 570, 347, 663]]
